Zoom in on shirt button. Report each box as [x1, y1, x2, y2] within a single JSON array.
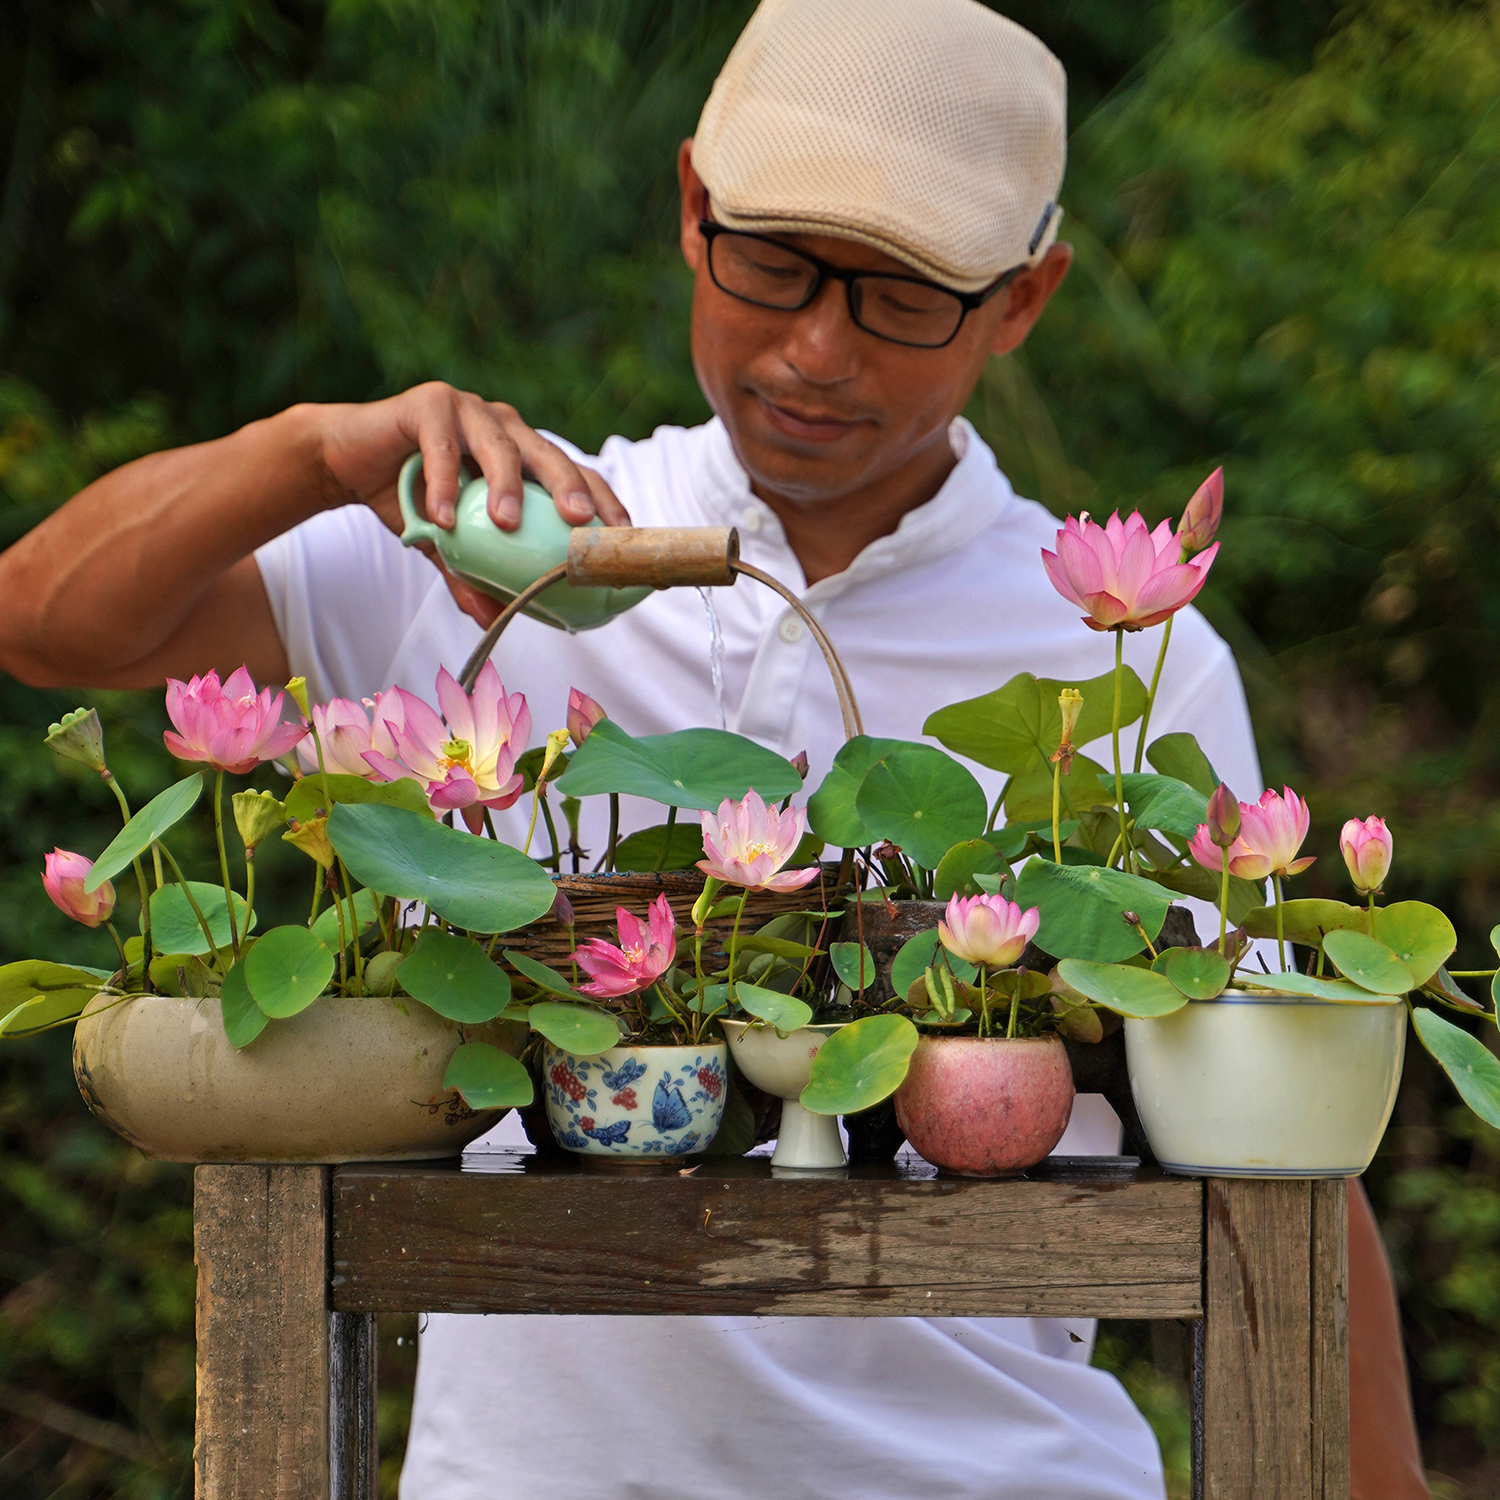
[[741, 510, 763, 532], [779, 616, 804, 643]]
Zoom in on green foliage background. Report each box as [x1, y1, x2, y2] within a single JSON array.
[[1, 1, 1498, 1495]]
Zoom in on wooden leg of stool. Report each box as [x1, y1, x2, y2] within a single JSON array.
[[194, 1164, 332, 1500], [1198, 1178, 1349, 1500]]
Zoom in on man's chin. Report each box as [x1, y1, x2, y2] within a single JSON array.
[[724, 413, 878, 504]]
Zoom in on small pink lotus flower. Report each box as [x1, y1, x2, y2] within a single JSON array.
[[567, 688, 606, 748], [364, 664, 530, 832], [938, 893, 1040, 969], [1191, 787, 1316, 882], [571, 894, 677, 998], [43, 850, 115, 927], [1042, 511, 1219, 632], [697, 789, 820, 893], [1177, 468, 1223, 555], [295, 692, 402, 779], [1340, 816, 1392, 895], [163, 667, 308, 774]]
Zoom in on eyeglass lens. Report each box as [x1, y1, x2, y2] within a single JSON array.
[[707, 232, 966, 347]]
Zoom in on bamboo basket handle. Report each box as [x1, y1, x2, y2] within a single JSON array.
[[456, 528, 864, 740]]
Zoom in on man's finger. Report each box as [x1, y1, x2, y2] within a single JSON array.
[[415, 392, 466, 529], [498, 417, 601, 527], [457, 407, 527, 531], [577, 465, 631, 527]]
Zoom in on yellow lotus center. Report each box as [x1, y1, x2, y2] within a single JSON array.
[[441, 736, 474, 771], [741, 840, 779, 862], [622, 942, 645, 965]]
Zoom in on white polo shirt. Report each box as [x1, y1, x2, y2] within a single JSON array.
[[257, 416, 1262, 1500]]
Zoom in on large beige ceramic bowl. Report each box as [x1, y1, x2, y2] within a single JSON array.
[[73, 991, 526, 1162]]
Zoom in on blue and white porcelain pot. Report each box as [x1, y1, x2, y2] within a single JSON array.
[[1125, 989, 1406, 1178], [542, 1041, 729, 1163]]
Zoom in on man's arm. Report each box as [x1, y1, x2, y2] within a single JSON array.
[[0, 382, 627, 690]]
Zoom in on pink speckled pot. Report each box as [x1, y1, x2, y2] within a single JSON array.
[[894, 1034, 1075, 1177]]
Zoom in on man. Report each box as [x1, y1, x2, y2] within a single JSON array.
[[0, 1, 1427, 1496]]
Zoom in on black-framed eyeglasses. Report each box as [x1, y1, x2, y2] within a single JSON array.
[[698, 219, 1019, 349]]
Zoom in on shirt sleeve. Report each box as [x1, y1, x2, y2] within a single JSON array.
[[253, 505, 448, 703]]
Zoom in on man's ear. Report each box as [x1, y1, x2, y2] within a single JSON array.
[[988, 242, 1073, 358], [678, 138, 709, 272]]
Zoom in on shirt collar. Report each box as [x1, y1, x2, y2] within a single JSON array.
[[694, 416, 1017, 592]]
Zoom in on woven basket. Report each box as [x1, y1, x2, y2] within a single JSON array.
[[499, 865, 848, 983]]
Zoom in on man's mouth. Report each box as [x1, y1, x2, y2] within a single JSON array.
[[756, 394, 865, 443]]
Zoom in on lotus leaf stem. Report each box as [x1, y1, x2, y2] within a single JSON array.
[[1051, 760, 1063, 865], [211, 772, 241, 957], [1134, 615, 1173, 774], [1218, 847, 1231, 957], [1111, 630, 1132, 873], [654, 805, 678, 871], [157, 843, 226, 971]]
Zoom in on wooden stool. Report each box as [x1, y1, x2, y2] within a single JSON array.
[[191, 1153, 1349, 1499]]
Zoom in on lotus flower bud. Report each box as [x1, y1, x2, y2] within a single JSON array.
[[551, 891, 576, 927], [1050, 688, 1084, 772], [691, 877, 723, 931], [790, 750, 810, 782], [1177, 468, 1224, 555], [1206, 783, 1241, 848], [45, 707, 107, 773], [233, 789, 287, 854], [43, 849, 115, 927], [285, 676, 312, 718], [566, 688, 605, 748], [283, 814, 335, 869], [539, 728, 571, 785], [1340, 816, 1392, 895]]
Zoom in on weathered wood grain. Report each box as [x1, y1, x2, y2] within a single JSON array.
[[329, 1157, 1202, 1318], [1202, 1178, 1328, 1500], [1310, 1180, 1350, 1500], [329, 1312, 377, 1500], [194, 1165, 331, 1500]]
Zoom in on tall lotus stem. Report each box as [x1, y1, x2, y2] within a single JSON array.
[[1006, 974, 1021, 1039], [1051, 762, 1063, 865], [104, 920, 129, 976], [1111, 630, 1130, 872], [103, 771, 154, 982], [1133, 617, 1174, 774], [655, 805, 679, 871], [725, 889, 750, 1009], [978, 964, 989, 1037], [157, 844, 225, 970], [1219, 851, 1231, 957], [1274, 875, 1287, 972], [606, 794, 620, 871], [211, 771, 241, 957]]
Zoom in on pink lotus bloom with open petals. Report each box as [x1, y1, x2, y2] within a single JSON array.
[[697, 789, 819, 893], [363, 663, 530, 832], [1042, 511, 1219, 632], [1340, 816, 1392, 895], [571, 894, 677, 998], [43, 849, 115, 928], [1190, 787, 1316, 882], [295, 692, 403, 779], [567, 688, 606, 748], [938, 893, 1040, 969], [1177, 468, 1224, 555], [163, 666, 307, 774]]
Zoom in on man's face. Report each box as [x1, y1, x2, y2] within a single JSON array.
[[677, 141, 1070, 509]]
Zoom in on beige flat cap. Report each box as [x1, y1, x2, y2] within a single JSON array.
[[692, 0, 1066, 294]]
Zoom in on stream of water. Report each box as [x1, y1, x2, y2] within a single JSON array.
[[697, 586, 727, 730]]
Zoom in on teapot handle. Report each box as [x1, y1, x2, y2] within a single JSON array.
[[397, 452, 467, 547]]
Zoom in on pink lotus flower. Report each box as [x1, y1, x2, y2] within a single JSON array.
[[567, 688, 605, 748], [295, 693, 402, 779], [1177, 468, 1224, 555], [163, 666, 308, 774], [571, 894, 677, 998], [1340, 816, 1392, 895], [697, 789, 820, 893], [43, 850, 115, 927], [1190, 787, 1316, 882], [363, 663, 530, 832], [938, 893, 1040, 969], [1042, 511, 1219, 632]]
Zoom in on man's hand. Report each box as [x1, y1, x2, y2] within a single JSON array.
[[318, 381, 630, 535]]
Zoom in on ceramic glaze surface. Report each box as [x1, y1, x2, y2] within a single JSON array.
[[894, 1034, 1074, 1178], [72, 991, 524, 1162], [721, 1018, 846, 1169], [1125, 992, 1406, 1177], [543, 1042, 728, 1161], [397, 454, 650, 629]]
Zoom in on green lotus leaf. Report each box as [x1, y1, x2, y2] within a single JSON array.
[[1161, 945, 1231, 1000], [1106, 773, 1210, 840], [1411, 1007, 1500, 1129], [1055, 959, 1187, 1017], [1145, 734, 1219, 797], [933, 839, 1008, 900], [854, 744, 987, 869], [554, 718, 801, 811], [612, 821, 705, 871], [502, 951, 592, 1002], [87, 774, 202, 891], [242, 925, 335, 1018], [443, 1042, 534, 1110], [806, 736, 907, 849], [0, 989, 97, 1037], [219, 960, 268, 1048], [528, 1000, 621, 1056], [889, 928, 976, 1002], [1238, 972, 1398, 1004], [284, 773, 433, 824], [733, 984, 813, 1032], [1240, 899, 1368, 947], [1369, 902, 1455, 989], [311, 888, 382, 950], [801, 1013, 919, 1116], [397, 928, 512, 1022], [830, 941, 877, 992], [147, 881, 255, 956], [1013, 859, 1169, 963], [1002, 755, 1112, 822], [1323, 929, 1414, 995]]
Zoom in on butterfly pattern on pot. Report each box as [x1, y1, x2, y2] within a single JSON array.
[[541, 1044, 729, 1161]]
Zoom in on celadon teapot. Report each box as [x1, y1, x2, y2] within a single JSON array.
[[397, 453, 652, 631]]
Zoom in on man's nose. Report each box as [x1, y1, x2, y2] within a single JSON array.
[[778, 279, 862, 385]]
